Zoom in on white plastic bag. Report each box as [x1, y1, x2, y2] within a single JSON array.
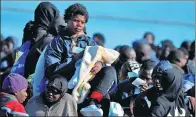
[[109, 102, 124, 116]]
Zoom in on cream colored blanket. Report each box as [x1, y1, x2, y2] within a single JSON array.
[[70, 46, 119, 103]]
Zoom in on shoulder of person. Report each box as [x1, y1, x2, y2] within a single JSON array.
[[43, 33, 55, 40], [2, 100, 28, 116], [79, 35, 97, 46], [150, 100, 168, 117], [77, 34, 91, 40], [172, 64, 184, 74], [25, 95, 41, 105], [33, 28, 48, 42], [61, 93, 76, 102]]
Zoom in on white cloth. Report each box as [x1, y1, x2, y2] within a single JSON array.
[[32, 47, 47, 96], [68, 59, 82, 89], [70, 46, 119, 103]]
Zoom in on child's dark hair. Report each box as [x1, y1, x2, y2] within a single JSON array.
[[64, 3, 89, 23]]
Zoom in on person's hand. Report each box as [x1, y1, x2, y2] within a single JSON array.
[[72, 31, 85, 40], [130, 103, 134, 115], [139, 83, 148, 92], [90, 61, 103, 75], [189, 96, 195, 112]]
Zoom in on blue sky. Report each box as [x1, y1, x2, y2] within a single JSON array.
[[1, 1, 195, 49]]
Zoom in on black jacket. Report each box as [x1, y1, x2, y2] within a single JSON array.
[[133, 64, 190, 117], [149, 67, 190, 117]]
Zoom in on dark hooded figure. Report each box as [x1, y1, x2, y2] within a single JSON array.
[[131, 60, 190, 117], [148, 60, 190, 117], [23, 2, 66, 78], [25, 75, 78, 116], [22, 2, 62, 44]]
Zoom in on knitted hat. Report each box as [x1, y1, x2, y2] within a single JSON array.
[[2, 73, 28, 93]]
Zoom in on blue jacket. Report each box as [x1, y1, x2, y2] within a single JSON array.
[[44, 27, 97, 79]]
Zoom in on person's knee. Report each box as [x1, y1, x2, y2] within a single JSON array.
[[102, 66, 117, 81], [102, 66, 116, 74]]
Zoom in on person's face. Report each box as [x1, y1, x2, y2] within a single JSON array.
[[152, 75, 163, 92], [14, 88, 28, 103], [179, 57, 187, 67], [45, 87, 61, 103], [139, 69, 153, 85], [67, 14, 86, 36], [8, 42, 14, 52], [164, 47, 171, 58], [128, 50, 136, 61], [138, 45, 151, 63], [2, 45, 9, 54], [145, 34, 154, 45]]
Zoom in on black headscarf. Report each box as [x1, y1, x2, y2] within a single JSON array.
[[34, 2, 60, 30], [22, 2, 61, 44]]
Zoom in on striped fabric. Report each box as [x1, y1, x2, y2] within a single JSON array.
[[0, 93, 29, 116]]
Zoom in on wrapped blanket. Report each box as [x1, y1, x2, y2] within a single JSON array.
[[69, 46, 119, 103]]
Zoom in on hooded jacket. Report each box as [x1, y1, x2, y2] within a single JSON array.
[[25, 93, 77, 116], [25, 75, 78, 116], [0, 92, 29, 116], [149, 61, 190, 117]]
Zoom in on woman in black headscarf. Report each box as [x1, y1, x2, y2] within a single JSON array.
[[23, 2, 66, 78], [22, 2, 62, 44]]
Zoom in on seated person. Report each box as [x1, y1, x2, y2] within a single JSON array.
[[44, 3, 117, 116], [25, 75, 78, 116], [110, 60, 156, 107], [132, 60, 190, 117], [0, 73, 28, 116]]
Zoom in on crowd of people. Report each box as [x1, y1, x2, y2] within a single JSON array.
[[0, 2, 195, 117]]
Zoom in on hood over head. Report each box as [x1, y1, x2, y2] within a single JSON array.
[[34, 2, 60, 30]]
